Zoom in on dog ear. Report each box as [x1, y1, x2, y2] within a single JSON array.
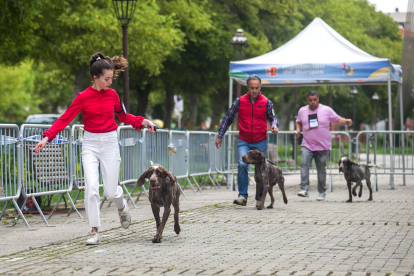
[[160, 167, 176, 187], [348, 159, 360, 167], [338, 160, 341, 167], [260, 152, 266, 162], [137, 168, 151, 187]]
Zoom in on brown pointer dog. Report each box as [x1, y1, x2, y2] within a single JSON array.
[[137, 162, 181, 243], [242, 150, 288, 210], [338, 157, 380, 202]]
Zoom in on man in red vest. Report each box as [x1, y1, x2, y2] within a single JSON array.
[[215, 75, 279, 206]]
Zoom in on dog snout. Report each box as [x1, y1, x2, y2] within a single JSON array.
[[149, 176, 157, 185]]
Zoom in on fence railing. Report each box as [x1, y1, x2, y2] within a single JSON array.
[[355, 131, 414, 190], [0, 124, 30, 229], [1, 124, 412, 229]]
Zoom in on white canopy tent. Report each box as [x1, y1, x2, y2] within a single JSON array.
[[228, 17, 403, 131]]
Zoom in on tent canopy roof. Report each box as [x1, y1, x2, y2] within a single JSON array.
[[229, 18, 402, 86]]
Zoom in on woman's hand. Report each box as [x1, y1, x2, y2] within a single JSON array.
[[34, 137, 49, 153], [141, 119, 157, 133]]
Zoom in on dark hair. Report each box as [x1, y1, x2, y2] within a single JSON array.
[[89, 52, 128, 80], [306, 91, 319, 98], [246, 74, 261, 86]]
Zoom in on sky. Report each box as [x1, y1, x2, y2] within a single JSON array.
[[368, 0, 409, 13]]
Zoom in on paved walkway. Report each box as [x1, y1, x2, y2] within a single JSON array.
[[0, 174, 413, 275]]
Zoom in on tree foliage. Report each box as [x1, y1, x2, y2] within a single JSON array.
[[0, 0, 403, 129]]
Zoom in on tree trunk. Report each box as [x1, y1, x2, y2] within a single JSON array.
[[70, 63, 90, 124], [187, 93, 199, 130], [163, 85, 175, 129], [278, 99, 293, 131], [136, 83, 151, 117], [210, 88, 229, 130], [72, 64, 90, 101]]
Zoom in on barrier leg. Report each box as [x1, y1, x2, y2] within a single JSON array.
[[0, 200, 9, 220], [182, 178, 197, 195], [68, 188, 84, 217], [128, 185, 138, 203], [191, 176, 203, 194], [31, 195, 52, 227], [374, 174, 378, 192], [10, 198, 33, 230], [208, 175, 218, 191], [65, 191, 83, 219], [177, 179, 186, 199], [135, 185, 149, 204], [121, 184, 137, 208], [212, 174, 221, 189], [12, 197, 29, 226], [100, 197, 107, 209], [328, 175, 333, 192], [47, 193, 64, 220]]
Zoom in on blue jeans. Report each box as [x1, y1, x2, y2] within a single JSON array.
[[237, 139, 267, 199]]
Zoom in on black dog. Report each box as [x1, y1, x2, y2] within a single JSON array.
[[338, 157, 380, 202], [242, 150, 288, 210], [137, 163, 180, 243]]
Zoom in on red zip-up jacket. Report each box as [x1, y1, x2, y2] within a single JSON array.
[[238, 92, 268, 143], [42, 86, 145, 141]]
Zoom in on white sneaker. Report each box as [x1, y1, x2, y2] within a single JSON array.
[[118, 204, 131, 229], [297, 190, 309, 197], [86, 232, 100, 245], [316, 193, 326, 201], [233, 195, 247, 206]]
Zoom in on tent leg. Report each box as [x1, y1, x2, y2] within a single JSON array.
[[228, 77, 233, 191], [398, 83, 406, 186], [388, 76, 394, 189]]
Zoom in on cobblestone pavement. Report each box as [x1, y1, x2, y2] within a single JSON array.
[[0, 174, 413, 276]]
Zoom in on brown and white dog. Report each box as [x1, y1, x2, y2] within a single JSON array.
[[137, 162, 180, 243], [242, 150, 288, 210]]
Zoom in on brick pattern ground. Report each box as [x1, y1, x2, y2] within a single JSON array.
[[0, 174, 413, 276]]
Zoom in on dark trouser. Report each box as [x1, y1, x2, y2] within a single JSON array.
[[300, 146, 330, 193]]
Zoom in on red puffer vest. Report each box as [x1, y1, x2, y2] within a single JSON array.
[[238, 92, 268, 144]]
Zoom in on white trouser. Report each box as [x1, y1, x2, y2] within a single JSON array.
[[82, 130, 125, 229]]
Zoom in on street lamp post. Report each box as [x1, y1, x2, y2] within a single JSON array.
[[230, 29, 249, 100], [349, 86, 359, 131], [372, 92, 379, 130], [113, 0, 138, 113], [229, 29, 249, 131]]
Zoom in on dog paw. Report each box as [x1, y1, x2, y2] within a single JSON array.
[[367, 198, 373, 201], [174, 225, 181, 234], [152, 236, 162, 243], [346, 199, 352, 203], [352, 190, 357, 197], [267, 205, 273, 209], [256, 205, 264, 210]]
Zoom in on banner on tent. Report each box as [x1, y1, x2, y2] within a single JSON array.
[[230, 61, 402, 85]]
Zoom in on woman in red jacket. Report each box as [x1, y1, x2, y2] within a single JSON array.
[[34, 52, 156, 245]]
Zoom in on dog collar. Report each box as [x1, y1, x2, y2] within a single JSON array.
[[150, 185, 161, 190]]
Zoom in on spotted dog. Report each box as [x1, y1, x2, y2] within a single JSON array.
[[242, 150, 288, 210], [137, 162, 180, 243], [338, 157, 380, 202]]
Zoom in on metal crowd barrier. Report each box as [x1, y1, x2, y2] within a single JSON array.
[[213, 130, 352, 192], [169, 131, 191, 197], [356, 131, 414, 190], [0, 124, 31, 229], [16, 124, 81, 227], [117, 126, 145, 206]]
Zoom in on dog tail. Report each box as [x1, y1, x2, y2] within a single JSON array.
[[368, 164, 381, 169]]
